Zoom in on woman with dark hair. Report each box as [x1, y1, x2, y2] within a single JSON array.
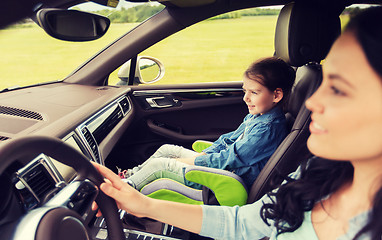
[[92, 7, 382, 240], [261, 7, 382, 240]]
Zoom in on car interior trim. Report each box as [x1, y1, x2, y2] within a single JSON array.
[[75, 95, 131, 165], [132, 87, 243, 96], [13, 154, 64, 210]]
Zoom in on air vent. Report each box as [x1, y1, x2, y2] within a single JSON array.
[[118, 97, 131, 115], [82, 127, 101, 164], [14, 155, 63, 210], [0, 106, 44, 121], [23, 164, 56, 199], [92, 107, 123, 144], [96, 87, 110, 91], [0, 136, 10, 141]]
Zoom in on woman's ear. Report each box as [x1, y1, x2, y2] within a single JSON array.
[[273, 88, 283, 103]]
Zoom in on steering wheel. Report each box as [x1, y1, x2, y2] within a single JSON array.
[[0, 135, 124, 240]]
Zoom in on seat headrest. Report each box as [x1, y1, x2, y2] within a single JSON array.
[[288, 64, 322, 117], [275, 2, 341, 67]]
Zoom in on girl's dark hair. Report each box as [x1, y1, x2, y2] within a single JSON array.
[[245, 57, 296, 111], [260, 6, 382, 240]]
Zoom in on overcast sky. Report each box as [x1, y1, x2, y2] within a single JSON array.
[[76, 1, 154, 11]]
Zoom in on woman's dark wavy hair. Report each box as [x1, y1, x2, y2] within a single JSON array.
[[244, 57, 296, 111], [260, 6, 382, 240]]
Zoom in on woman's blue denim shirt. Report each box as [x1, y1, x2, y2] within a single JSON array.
[[199, 167, 371, 240], [194, 106, 288, 188]]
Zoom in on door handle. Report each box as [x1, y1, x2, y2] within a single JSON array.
[[145, 96, 178, 108]]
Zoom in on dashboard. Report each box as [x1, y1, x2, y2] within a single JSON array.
[[0, 81, 133, 221], [0, 81, 189, 240]]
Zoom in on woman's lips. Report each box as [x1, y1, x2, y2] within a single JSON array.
[[309, 121, 327, 134]]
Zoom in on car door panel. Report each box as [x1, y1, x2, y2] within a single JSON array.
[[105, 82, 247, 169]]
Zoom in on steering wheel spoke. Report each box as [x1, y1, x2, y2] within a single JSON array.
[[45, 180, 98, 219]]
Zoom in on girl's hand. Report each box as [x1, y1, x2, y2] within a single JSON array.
[[91, 162, 150, 218]]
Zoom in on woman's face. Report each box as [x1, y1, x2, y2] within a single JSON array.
[[242, 76, 278, 115], [306, 32, 382, 162]]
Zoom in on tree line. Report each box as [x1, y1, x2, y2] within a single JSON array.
[[93, 5, 365, 24], [93, 5, 281, 23], [93, 5, 165, 23], [4, 5, 366, 28]]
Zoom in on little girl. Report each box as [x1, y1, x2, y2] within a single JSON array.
[[123, 57, 295, 190]]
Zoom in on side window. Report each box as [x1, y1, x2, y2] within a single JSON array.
[[340, 5, 377, 30], [108, 10, 278, 86]]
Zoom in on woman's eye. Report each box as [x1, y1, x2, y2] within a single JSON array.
[[251, 91, 258, 95], [330, 86, 345, 96]]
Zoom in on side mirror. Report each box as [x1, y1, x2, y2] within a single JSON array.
[[117, 56, 165, 85], [35, 8, 110, 42]]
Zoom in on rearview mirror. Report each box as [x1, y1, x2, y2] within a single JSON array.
[[35, 8, 110, 42]]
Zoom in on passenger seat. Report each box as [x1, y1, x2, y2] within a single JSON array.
[[247, 2, 341, 203]]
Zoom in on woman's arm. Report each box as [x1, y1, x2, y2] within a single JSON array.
[[92, 162, 274, 239], [92, 163, 203, 234]]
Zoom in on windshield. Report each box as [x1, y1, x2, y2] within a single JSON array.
[[0, 3, 367, 90], [0, 2, 159, 90]]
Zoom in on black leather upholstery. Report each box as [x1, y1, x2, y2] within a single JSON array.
[[248, 64, 322, 203], [274, 2, 340, 67], [247, 2, 340, 203]]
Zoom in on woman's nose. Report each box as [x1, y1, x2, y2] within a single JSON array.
[[305, 88, 324, 114]]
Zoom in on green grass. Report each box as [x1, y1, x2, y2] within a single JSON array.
[[0, 16, 278, 89], [136, 16, 277, 85], [0, 22, 139, 89]]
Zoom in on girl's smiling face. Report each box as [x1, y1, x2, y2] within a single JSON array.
[[242, 75, 281, 115], [305, 32, 382, 162]]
